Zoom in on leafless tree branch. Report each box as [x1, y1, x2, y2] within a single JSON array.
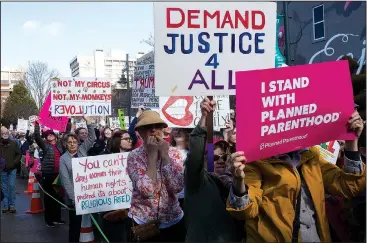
[[141, 33, 154, 48], [16, 61, 59, 109]]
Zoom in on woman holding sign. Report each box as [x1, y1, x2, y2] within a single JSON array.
[[34, 120, 71, 227], [59, 117, 96, 243], [226, 107, 366, 242], [100, 130, 133, 242], [127, 111, 185, 242]]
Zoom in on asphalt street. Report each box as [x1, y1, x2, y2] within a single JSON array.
[[1, 177, 69, 242]]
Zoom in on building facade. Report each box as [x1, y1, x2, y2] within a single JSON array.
[[69, 49, 145, 87], [1, 68, 25, 115], [277, 1, 365, 73]]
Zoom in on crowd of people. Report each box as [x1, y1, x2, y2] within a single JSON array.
[[0, 58, 365, 243], [0, 96, 365, 242]]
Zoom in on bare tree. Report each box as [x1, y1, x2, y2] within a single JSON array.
[[141, 33, 154, 48], [18, 61, 59, 109]]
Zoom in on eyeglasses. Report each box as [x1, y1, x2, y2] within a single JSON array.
[[142, 124, 165, 130], [121, 137, 132, 142], [214, 154, 229, 161]]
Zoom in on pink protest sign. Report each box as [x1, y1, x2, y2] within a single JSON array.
[[236, 61, 355, 162], [25, 151, 30, 166], [39, 93, 68, 131], [30, 159, 41, 174]]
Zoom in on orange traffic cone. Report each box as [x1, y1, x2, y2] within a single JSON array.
[[26, 181, 44, 214], [79, 214, 94, 243], [24, 171, 35, 194]]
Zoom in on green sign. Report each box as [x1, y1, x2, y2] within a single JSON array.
[[118, 109, 126, 130], [275, 15, 286, 68]]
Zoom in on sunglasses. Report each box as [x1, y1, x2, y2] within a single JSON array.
[[142, 124, 165, 130], [214, 154, 229, 162]]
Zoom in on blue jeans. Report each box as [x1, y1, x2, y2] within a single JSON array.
[[1, 169, 17, 208]]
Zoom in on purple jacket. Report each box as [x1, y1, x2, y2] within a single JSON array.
[[0, 157, 5, 172]]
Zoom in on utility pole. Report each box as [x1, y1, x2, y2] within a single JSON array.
[[283, 1, 291, 65], [126, 54, 132, 125]]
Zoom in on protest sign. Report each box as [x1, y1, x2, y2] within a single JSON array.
[[159, 96, 230, 130], [29, 115, 38, 124], [117, 109, 126, 130], [109, 117, 120, 129], [132, 63, 159, 108], [154, 2, 276, 96], [311, 141, 341, 165], [75, 122, 87, 129], [72, 153, 133, 215], [30, 158, 41, 174], [39, 93, 69, 132], [17, 119, 28, 133], [236, 61, 355, 162], [25, 151, 30, 166], [51, 77, 112, 116]]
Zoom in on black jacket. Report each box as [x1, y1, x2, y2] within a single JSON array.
[[88, 139, 107, 156], [0, 139, 22, 172], [34, 121, 71, 175]]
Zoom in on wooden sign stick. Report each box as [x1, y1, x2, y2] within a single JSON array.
[[206, 96, 214, 172]]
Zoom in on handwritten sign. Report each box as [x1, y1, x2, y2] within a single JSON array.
[[132, 63, 159, 108], [51, 78, 112, 116], [109, 117, 121, 130], [117, 109, 126, 130], [29, 115, 38, 124], [17, 119, 28, 133], [75, 122, 87, 129], [312, 141, 341, 165], [236, 61, 355, 162], [159, 96, 230, 130], [39, 93, 69, 131], [72, 153, 133, 215], [154, 2, 276, 96]]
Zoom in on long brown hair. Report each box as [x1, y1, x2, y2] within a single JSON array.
[[170, 128, 193, 148], [106, 130, 129, 153]]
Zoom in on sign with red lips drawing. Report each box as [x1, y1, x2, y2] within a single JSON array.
[[159, 96, 231, 130]]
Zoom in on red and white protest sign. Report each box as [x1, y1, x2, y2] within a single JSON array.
[[236, 61, 355, 162], [51, 78, 112, 116]]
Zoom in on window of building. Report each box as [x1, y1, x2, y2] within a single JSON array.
[[313, 4, 325, 41]]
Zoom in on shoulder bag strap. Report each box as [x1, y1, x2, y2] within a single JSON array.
[[292, 167, 303, 243]]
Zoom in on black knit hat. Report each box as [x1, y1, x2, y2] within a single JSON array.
[[43, 129, 56, 139]]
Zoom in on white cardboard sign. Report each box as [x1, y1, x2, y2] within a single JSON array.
[[132, 63, 159, 109], [154, 2, 276, 96], [51, 77, 112, 116], [313, 141, 341, 165], [159, 96, 230, 130], [72, 153, 133, 215], [17, 119, 29, 133]]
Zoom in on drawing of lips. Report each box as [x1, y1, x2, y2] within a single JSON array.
[[162, 96, 194, 126], [344, 1, 351, 11]]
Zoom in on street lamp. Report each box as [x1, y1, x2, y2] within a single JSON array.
[[117, 54, 132, 124]]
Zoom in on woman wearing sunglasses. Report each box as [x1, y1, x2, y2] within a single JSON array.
[[100, 131, 134, 242], [184, 97, 244, 242]]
